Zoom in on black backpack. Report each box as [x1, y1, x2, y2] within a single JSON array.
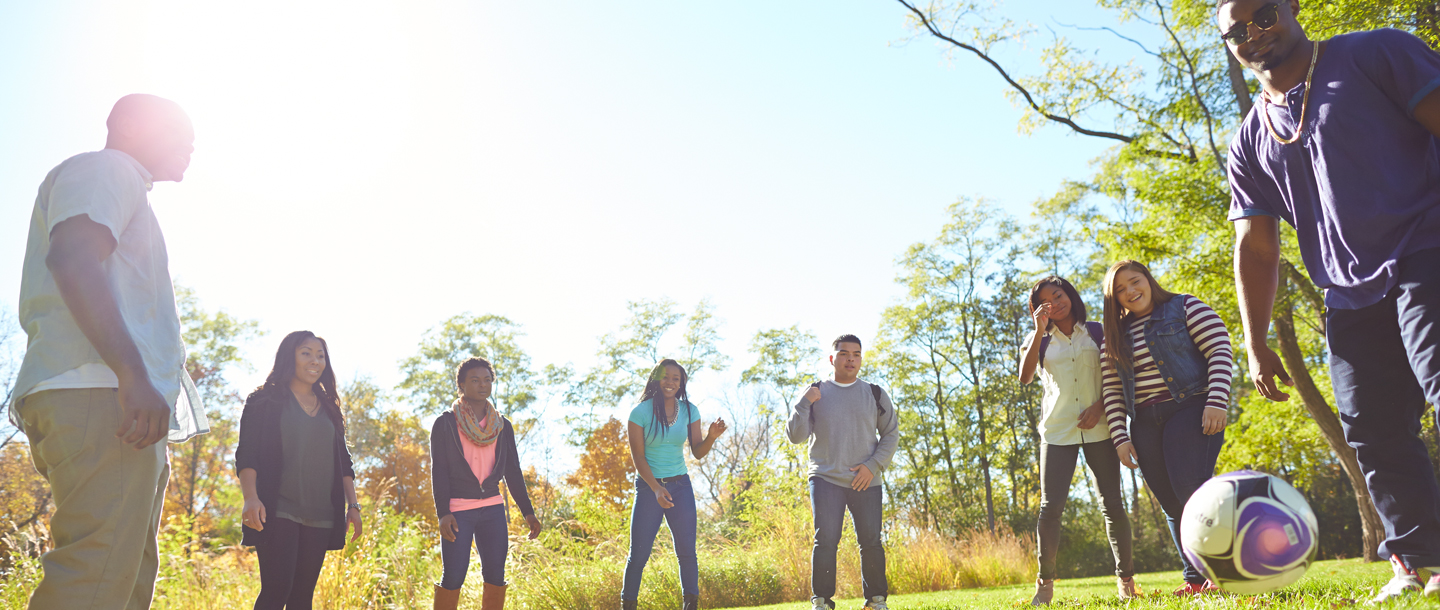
[[807, 380, 888, 426], [1038, 321, 1105, 368]]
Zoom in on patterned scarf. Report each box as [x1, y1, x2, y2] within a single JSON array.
[[453, 398, 502, 447]]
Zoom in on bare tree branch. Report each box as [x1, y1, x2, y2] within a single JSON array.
[[1152, 0, 1226, 173], [896, 0, 1193, 163]]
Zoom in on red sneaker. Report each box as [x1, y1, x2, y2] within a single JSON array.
[[1172, 580, 1221, 596]]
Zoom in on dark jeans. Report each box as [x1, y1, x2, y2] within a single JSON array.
[[621, 475, 698, 599], [1036, 440, 1133, 580], [1329, 247, 1440, 569], [809, 476, 886, 603], [1128, 394, 1223, 584], [254, 517, 329, 610], [439, 504, 509, 589]]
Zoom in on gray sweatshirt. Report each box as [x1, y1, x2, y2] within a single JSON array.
[[786, 379, 901, 488]]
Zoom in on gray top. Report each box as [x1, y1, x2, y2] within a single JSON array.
[[276, 392, 335, 528], [785, 379, 900, 488]]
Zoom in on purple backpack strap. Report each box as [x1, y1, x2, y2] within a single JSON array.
[[1038, 333, 1052, 368], [1086, 321, 1105, 348]]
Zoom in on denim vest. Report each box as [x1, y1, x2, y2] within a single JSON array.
[[1117, 295, 1209, 416]]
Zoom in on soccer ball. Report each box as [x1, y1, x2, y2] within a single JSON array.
[[1180, 470, 1318, 595]]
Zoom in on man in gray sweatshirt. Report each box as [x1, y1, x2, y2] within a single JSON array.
[[787, 334, 900, 610]]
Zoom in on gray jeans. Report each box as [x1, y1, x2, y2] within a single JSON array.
[[1036, 440, 1133, 580]]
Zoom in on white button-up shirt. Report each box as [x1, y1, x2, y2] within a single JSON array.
[[1034, 324, 1110, 445]]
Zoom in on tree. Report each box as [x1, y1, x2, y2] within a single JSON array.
[[895, 0, 1401, 559], [397, 313, 547, 440], [565, 417, 635, 512], [342, 378, 434, 524], [167, 286, 261, 545]]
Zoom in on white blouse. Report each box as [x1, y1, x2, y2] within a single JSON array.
[[1033, 325, 1110, 446]]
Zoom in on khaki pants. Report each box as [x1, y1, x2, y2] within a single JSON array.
[[19, 388, 169, 610]]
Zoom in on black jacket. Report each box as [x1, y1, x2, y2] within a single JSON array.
[[430, 410, 534, 519], [235, 389, 356, 551]]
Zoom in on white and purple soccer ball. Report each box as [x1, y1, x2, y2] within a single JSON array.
[[1180, 470, 1319, 595]]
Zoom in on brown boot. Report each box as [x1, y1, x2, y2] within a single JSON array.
[[434, 584, 461, 610], [481, 582, 507, 610]]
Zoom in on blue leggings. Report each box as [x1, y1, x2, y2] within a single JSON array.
[[438, 504, 508, 589]]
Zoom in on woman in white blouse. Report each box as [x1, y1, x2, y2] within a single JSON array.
[[1018, 276, 1136, 605]]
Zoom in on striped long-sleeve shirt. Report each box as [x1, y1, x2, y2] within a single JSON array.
[[1102, 295, 1234, 448]]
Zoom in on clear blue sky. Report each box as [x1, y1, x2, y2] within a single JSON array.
[[1, 0, 1135, 430]]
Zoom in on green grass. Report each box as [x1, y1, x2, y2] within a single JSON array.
[[718, 558, 1409, 609]]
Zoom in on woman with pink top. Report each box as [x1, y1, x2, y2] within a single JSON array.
[[1099, 260, 1235, 595], [430, 357, 542, 610]]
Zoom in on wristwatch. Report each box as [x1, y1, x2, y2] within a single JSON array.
[[348, 502, 362, 512]]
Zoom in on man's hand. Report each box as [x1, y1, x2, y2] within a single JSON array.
[[1248, 343, 1293, 401], [804, 385, 821, 404], [1116, 442, 1139, 469], [116, 375, 171, 449], [849, 464, 874, 491], [525, 514, 542, 540], [1202, 408, 1228, 435], [1077, 399, 1104, 430], [438, 514, 458, 542]]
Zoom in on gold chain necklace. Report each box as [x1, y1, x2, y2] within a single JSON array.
[[1261, 41, 1319, 145]]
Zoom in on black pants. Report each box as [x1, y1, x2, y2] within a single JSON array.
[[254, 517, 330, 610], [1329, 247, 1440, 568], [1036, 440, 1133, 580]]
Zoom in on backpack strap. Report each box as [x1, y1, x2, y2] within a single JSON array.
[[1086, 321, 1105, 349], [1037, 332, 1052, 368]]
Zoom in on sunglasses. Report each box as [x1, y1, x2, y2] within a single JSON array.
[[1221, 2, 1280, 45]]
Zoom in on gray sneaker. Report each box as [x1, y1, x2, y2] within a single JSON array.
[[811, 598, 832, 610], [1031, 578, 1054, 606], [862, 596, 889, 610]]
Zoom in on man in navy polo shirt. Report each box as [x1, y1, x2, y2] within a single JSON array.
[[1220, 0, 1440, 602]]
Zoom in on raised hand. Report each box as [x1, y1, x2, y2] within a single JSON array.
[[707, 418, 728, 439], [1032, 302, 1052, 333], [804, 385, 821, 404]]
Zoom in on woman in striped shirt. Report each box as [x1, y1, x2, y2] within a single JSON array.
[[1099, 260, 1233, 596]]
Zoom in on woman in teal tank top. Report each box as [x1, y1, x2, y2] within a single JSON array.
[[621, 359, 727, 610]]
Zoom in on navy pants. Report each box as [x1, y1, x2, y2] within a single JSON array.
[[810, 476, 887, 604], [1329, 247, 1440, 569], [621, 476, 698, 599], [1128, 394, 1223, 584], [254, 517, 329, 610], [438, 504, 509, 589]]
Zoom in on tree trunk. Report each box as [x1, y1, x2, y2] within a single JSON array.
[[1272, 304, 1384, 561], [1226, 52, 1254, 117]]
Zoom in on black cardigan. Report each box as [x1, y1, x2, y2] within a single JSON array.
[[235, 389, 356, 551], [429, 410, 535, 519]]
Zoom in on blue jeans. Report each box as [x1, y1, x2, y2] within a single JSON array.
[[438, 504, 508, 589], [1329, 247, 1440, 569], [1128, 394, 1223, 584], [621, 475, 698, 599], [810, 476, 886, 603]]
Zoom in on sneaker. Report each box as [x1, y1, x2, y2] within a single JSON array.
[[1426, 573, 1440, 598], [1172, 580, 1221, 596], [1369, 556, 1422, 605], [1117, 576, 1140, 600], [862, 597, 889, 610], [810, 598, 833, 610], [1031, 578, 1054, 605]]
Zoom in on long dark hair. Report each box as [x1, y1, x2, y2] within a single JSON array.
[[1102, 260, 1178, 373], [638, 359, 694, 443], [253, 330, 345, 435], [1027, 275, 1087, 329]]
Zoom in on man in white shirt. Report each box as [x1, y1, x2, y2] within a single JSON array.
[[13, 94, 207, 610]]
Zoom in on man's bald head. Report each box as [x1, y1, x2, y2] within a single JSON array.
[[104, 94, 195, 183]]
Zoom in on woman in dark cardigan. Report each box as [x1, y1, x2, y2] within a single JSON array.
[[431, 357, 541, 610], [237, 331, 363, 610]]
